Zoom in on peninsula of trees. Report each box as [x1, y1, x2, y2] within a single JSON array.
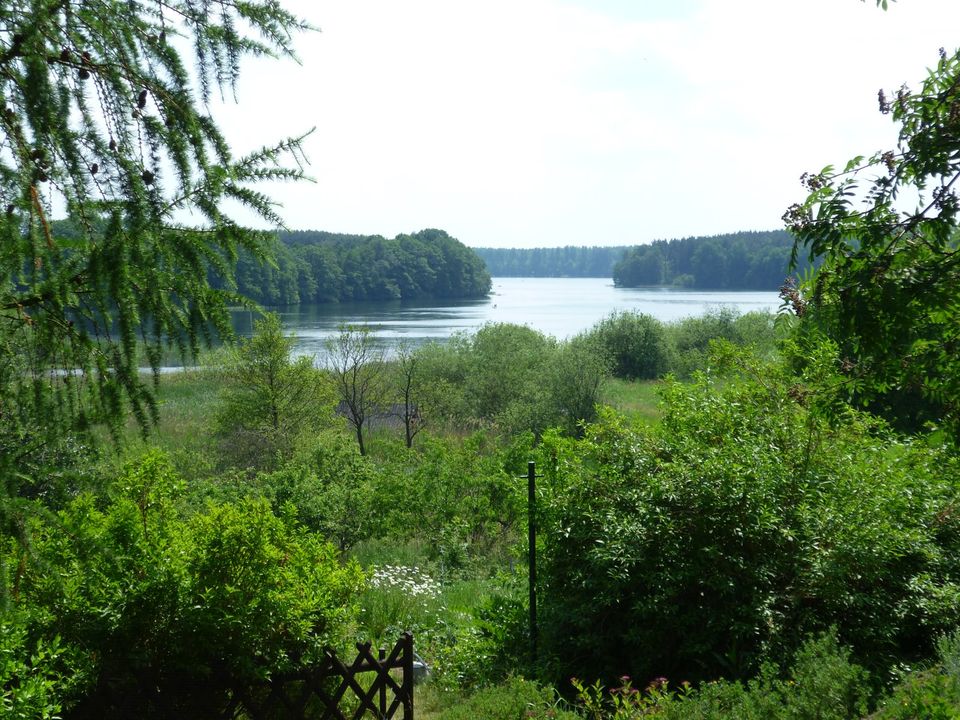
[[220, 228, 492, 305], [474, 230, 812, 290], [613, 230, 806, 289]]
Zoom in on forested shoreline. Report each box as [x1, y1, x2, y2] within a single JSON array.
[[219, 228, 491, 305], [612, 229, 816, 289], [471, 245, 628, 278]]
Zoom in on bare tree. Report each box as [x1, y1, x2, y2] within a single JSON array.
[[393, 341, 426, 448], [324, 325, 385, 455]]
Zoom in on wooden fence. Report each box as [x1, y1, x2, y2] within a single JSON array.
[[224, 632, 415, 720]]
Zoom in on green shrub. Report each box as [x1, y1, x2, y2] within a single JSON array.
[[537, 353, 960, 687], [9, 451, 364, 718], [580, 311, 669, 380], [874, 630, 960, 719], [370, 433, 525, 569], [570, 633, 870, 720], [0, 618, 78, 720], [663, 308, 779, 378], [260, 429, 379, 550]]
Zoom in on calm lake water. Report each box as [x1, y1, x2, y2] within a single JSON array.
[[236, 278, 782, 360]]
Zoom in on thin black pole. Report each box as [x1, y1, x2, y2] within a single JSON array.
[[379, 646, 386, 717], [528, 460, 537, 666]]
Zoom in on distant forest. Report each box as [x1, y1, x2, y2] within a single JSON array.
[[471, 245, 628, 278], [217, 228, 491, 305], [474, 230, 810, 290]]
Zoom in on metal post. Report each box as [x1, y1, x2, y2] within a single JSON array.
[[527, 460, 537, 666]]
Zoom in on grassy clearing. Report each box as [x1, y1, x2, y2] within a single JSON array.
[[95, 367, 226, 479], [601, 378, 662, 425]]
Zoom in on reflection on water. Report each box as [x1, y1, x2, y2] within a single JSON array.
[[237, 278, 782, 361]]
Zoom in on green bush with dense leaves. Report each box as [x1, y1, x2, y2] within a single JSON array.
[[415, 323, 607, 436], [578, 311, 669, 380], [0, 618, 76, 720], [5, 451, 364, 718], [571, 632, 870, 720], [662, 308, 780, 379], [536, 351, 960, 687]]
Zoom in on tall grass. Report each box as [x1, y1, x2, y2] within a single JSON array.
[[601, 379, 661, 425]]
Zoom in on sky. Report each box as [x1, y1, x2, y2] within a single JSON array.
[[214, 0, 960, 249]]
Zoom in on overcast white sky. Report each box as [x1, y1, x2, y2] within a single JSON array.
[[215, 0, 960, 249]]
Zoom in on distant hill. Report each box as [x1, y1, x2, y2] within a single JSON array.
[[474, 230, 811, 290]]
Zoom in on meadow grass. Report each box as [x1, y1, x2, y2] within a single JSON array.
[[600, 378, 662, 425], [94, 366, 226, 479]]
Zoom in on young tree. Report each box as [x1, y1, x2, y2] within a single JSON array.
[[393, 341, 425, 448], [546, 338, 609, 437], [215, 314, 336, 471], [0, 1, 311, 483], [325, 324, 385, 456]]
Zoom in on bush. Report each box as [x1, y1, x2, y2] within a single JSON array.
[[0, 617, 78, 720], [537, 353, 960, 687], [429, 676, 577, 720], [260, 429, 379, 550], [370, 433, 525, 569], [9, 451, 364, 718], [580, 311, 669, 380], [571, 632, 870, 720], [663, 308, 779, 379], [874, 630, 960, 719]]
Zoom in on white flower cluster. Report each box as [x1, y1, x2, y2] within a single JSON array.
[[369, 565, 441, 599]]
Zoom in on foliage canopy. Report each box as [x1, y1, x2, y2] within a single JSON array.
[[785, 44, 960, 438], [0, 0, 311, 480]]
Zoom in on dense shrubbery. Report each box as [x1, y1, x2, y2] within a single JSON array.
[[577, 311, 669, 380], [536, 351, 960, 687], [662, 308, 780, 378], [4, 452, 364, 718], [416, 323, 608, 436], [577, 308, 780, 381]]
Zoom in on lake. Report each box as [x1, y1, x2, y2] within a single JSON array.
[[237, 278, 782, 359]]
